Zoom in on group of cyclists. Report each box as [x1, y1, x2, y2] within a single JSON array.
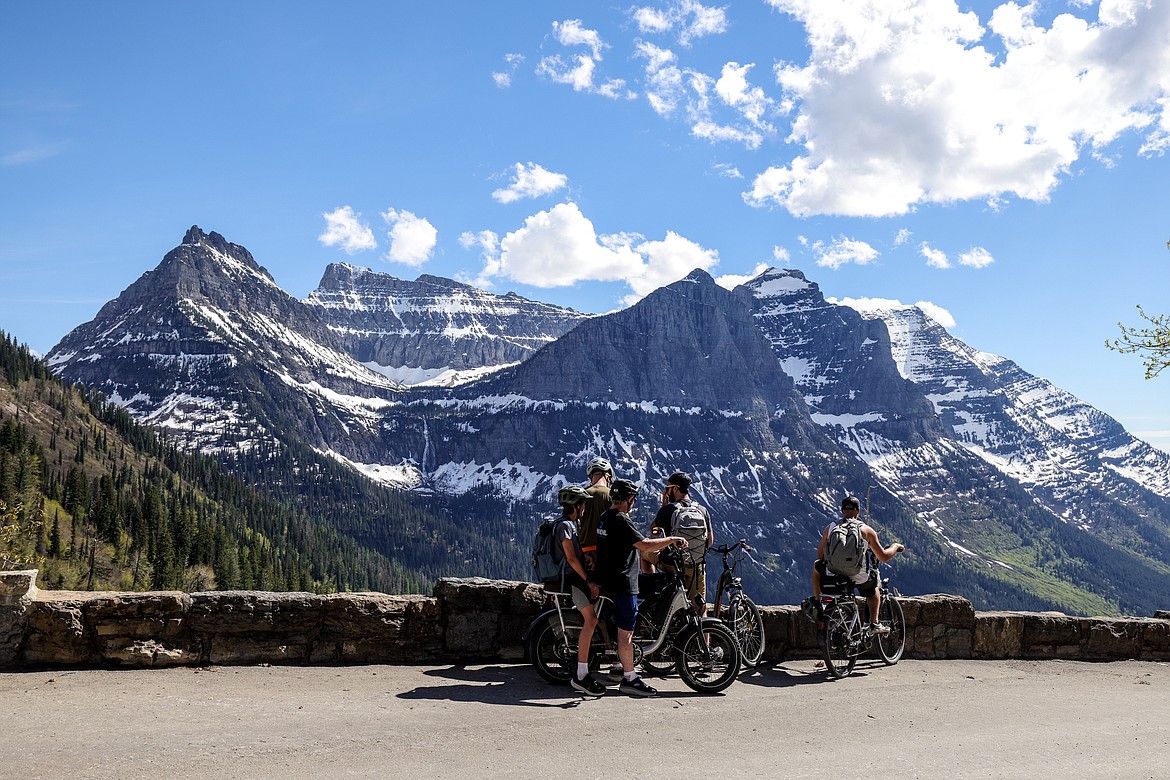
[[543, 456, 906, 697]]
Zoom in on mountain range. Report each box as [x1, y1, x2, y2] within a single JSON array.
[[43, 227, 1170, 614]]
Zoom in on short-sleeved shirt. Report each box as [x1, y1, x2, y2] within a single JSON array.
[[552, 516, 584, 569], [595, 507, 644, 595]]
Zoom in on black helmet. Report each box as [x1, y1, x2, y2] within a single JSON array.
[[666, 471, 691, 491], [610, 478, 639, 503], [841, 495, 861, 511], [586, 457, 613, 477], [558, 485, 591, 506]]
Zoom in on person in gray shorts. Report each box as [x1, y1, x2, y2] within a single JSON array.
[[552, 485, 606, 697]]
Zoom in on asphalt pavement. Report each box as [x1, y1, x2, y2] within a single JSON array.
[[2, 658, 1167, 778]]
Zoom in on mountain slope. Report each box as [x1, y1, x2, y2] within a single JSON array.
[[304, 262, 588, 387]]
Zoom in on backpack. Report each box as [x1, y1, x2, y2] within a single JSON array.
[[825, 519, 866, 577], [671, 500, 710, 565], [531, 521, 563, 584]]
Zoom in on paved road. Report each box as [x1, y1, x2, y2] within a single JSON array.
[[2, 658, 1167, 778]]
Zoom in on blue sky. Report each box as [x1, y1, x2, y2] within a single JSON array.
[[2, 1, 1168, 451]]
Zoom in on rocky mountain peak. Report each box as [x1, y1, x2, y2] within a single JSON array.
[[180, 225, 272, 281]]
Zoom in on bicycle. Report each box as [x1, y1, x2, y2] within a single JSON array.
[[709, 540, 766, 667], [524, 546, 742, 694], [816, 558, 905, 678]]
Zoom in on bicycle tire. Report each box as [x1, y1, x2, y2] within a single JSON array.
[[675, 623, 741, 694], [636, 610, 677, 677], [728, 594, 766, 667], [819, 602, 858, 679], [873, 595, 906, 665], [529, 613, 583, 684]]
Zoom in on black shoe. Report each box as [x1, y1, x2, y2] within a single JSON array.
[[571, 673, 606, 697], [618, 676, 658, 697]]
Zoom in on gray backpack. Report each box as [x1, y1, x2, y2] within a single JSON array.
[[671, 500, 710, 564], [825, 519, 866, 577], [531, 521, 562, 584]]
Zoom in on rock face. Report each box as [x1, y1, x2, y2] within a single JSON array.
[[304, 263, 588, 386]]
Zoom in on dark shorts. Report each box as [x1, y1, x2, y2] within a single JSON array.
[[814, 558, 877, 597], [609, 594, 638, 631]]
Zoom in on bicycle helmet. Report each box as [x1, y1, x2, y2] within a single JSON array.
[[557, 485, 591, 506], [841, 495, 861, 511], [586, 457, 613, 478], [609, 478, 639, 503]]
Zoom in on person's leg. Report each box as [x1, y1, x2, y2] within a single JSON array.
[[617, 627, 635, 673], [578, 603, 598, 667]]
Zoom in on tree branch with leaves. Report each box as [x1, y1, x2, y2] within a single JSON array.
[[1106, 241, 1170, 380]]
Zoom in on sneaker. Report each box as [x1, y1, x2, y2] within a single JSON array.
[[869, 622, 891, 636], [571, 673, 606, 697], [618, 676, 658, 697]]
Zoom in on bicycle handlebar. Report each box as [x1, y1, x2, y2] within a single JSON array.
[[708, 539, 753, 556]]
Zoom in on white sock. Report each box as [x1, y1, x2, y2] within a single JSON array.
[[577, 663, 588, 680], [624, 671, 638, 682]]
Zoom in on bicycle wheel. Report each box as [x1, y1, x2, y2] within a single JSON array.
[[528, 613, 583, 684], [819, 603, 858, 679], [873, 596, 906, 665], [636, 610, 676, 677], [675, 623, 741, 694], [728, 594, 766, 667]]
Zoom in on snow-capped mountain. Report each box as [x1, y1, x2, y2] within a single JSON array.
[[855, 301, 1170, 541], [303, 263, 588, 387], [44, 229, 1170, 613], [47, 227, 401, 455]]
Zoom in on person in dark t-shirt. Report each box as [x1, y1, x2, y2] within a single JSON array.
[[595, 478, 686, 698]]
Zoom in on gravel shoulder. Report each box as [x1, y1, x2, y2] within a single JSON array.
[[2, 659, 1168, 779]]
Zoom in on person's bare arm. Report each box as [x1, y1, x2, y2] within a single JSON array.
[[863, 525, 904, 563]]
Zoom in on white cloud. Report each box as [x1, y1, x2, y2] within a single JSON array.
[[492, 162, 569, 204], [715, 262, 770, 290], [773, 245, 791, 263], [959, 246, 995, 268], [553, 19, 606, 60], [920, 242, 951, 269], [894, 228, 912, 246], [474, 202, 718, 304], [631, 1, 729, 45], [810, 236, 879, 269], [492, 53, 525, 88], [537, 54, 598, 92], [835, 296, 957, 329], [712, 162, 743, 178], [747, 0, 1170, 217], [538, 21, 636, 99], [318, 206, 377, 254], [1, 144, 63, 166], [715, 62, 774, 128], [381, 208, 437, 267]]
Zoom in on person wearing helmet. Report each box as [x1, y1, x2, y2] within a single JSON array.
[[553, 484, 606, 697], [649, 471, 714, 616], [811, 494, 905, 635], [579, 456, 613, 567], [595, 478, 687, 697]]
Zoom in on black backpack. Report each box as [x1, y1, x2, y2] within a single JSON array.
[[531, 521, 562, 584]]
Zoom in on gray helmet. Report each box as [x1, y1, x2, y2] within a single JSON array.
[[586, 457, 613, 478], [841, 495, 861, 511], [610, 478, 639, 503], [558, 485, 591, 506]]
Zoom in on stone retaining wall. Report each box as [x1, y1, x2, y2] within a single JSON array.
[[2, 571, 1168, 669]]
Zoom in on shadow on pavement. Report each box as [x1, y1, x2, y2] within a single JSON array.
[[736, 660, 892, 687], [396, 663, 586, 708]]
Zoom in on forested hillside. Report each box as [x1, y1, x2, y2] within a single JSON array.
[[0, 331, 454, 593]]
